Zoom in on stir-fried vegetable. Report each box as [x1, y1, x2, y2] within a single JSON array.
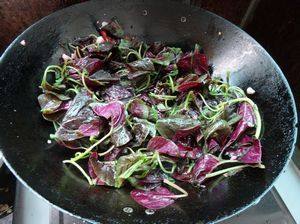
[[38, 18, 264, 210]]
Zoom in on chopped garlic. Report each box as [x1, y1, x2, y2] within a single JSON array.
[[246, 87, 256, 95], [62, 53, 72, 61], [47, 139, 52, 144], [20, 40, 26, 46], [102, 21, 108, 27], [96, 36, 104, 44], [71, 53, 77, 59]]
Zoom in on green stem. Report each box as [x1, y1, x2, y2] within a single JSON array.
[[66, 77, 83, 86], [119, 158, 147, 179], [206, 163, 265, 179], [138, 43, 143, 58], [183, 91, 194, 110], [156, 152, 176, 174], [163, 179, 188, 198], [81, 44, 98, 51], [71, 125, 114, 162], [63, 160, 94, 185], [81, 70, 94, 95], [98, 145, 115, 157], [217, 159, 240, 166], [206, 165, 249, 179], [136, 75, 151, 93], [126, 50, 141, 62], [199, 93, 219, 112], [149, 93, 177, 100], [41, 65, 63, 89], [168, 75, 175, 93]]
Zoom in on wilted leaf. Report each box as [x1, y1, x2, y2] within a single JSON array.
[[226, 135, 262, 164], [88, 152, 116, 186], [130, 186, 175, 209], [111, 125, 132, 147], [103, 85, 133, 102], [91, 101, 125, 127], [128, 99, 149, 119], [156, 117, 200, 139], [223, 103, 255, 149]]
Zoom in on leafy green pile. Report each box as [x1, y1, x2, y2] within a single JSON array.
[[38, 18, 264, 210]]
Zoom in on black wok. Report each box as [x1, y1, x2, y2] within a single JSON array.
[[0, 0, 298, 223]]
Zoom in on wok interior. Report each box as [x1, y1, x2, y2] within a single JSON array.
[[0, 0, 296, 223]]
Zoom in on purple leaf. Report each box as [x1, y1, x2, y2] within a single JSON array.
[[192, 44, 208, 75], [207, 139, 221, 153], [147, 136, 182, 157], [172, 125, 201, 144], [59, 101, 71, 110], [55, 91, 101, 142], [130, 186, 175, 209], [89, 70, 119, 82], [91, 101, 125, 127], [127, 58, 155, 79], [132, 118, 156, 146], [132, 124, 150, 146], [185, 147, 203, 160], [78, 120, 101, 137], [104, 148, 123, 161], [147, 42, 165, 55], [83, 70, 119, 88], [224, 103, 255, 149], [128, 99, 149, 119], [62, 90, 92, 122], [177, 52, 192, 73], [103, 85, 133, 102], [177, 45, 209, 75], [57, 140, 85, 150], [111, 125, 132, 147], [55, 128, 83, 142], [88, 152, 116, 186], [191, 154, 219, 184], [156, 117, 201, 139], [69, 57, 103, 78], [177, 81, 201, 92], [226, 136, 262, 164], [139, 171, 166, 184], [129, 170, 167, 191], [162, 64, 177, 75], [55, 114, 100, 142], [38, 94, 62, 114], [97, 18, 124, 38], [172, 173, 192, 182]]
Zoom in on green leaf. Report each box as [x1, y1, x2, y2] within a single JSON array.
[[156, 117, 201, 139], [133, 118, 156, 137], [149, 106, 159, 122], [115, 152, 148, 188], [118, 39, 132, 50], [203, 119, 231, 139], [111, 126, 132, 147], [132, 118, 156, 146]]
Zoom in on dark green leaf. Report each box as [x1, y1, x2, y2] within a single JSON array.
[[203, 119, 231, 139], [132, 118, 156, 146], [115, 152, 148, 188], [156, 117, 201, 139], [111, 125, 132, 147]]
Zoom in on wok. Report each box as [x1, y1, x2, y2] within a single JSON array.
[[0, 0, 297, 223]]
